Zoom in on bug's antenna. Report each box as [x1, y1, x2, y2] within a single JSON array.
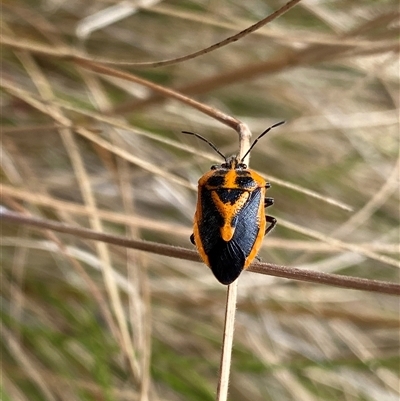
[[240, 121, 285, 163], [182, 131, 227, 161]]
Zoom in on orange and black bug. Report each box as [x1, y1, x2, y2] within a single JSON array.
[[183, 121, 284, 285]]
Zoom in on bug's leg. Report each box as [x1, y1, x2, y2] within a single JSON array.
[[265, 197, 274, 208], [265, 216, 277, 235], [190, 234, 195, 245]]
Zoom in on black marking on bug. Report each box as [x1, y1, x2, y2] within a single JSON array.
[[234, 175, 256, 189], [206, 175, 225, 187], [198, 186, 262, 284], [215, 188, 244, 205]]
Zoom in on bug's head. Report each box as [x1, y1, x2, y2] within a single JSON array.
[[212, 155, 247, 171], [182, 121, 285, 170]]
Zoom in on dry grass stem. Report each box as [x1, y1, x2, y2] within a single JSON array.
[[2, 211, 399, 296]]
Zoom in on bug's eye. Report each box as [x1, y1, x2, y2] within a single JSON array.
[[238, 163, 247, 169], [210, 164, 219, 170]]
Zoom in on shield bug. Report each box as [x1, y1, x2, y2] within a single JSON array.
[[183, 121, 284, 285]]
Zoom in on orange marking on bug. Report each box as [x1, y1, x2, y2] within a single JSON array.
[[222, 170, 239, 188], [210, 190, 250, 241], [192, 193, 210, 267]]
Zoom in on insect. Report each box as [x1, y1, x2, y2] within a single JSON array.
[[183, 121, 284, 285]]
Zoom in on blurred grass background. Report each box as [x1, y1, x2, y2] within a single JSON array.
[[1, 0, 399, 400]]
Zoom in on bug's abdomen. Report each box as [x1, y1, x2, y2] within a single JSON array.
[[196, 187, 263, 284]]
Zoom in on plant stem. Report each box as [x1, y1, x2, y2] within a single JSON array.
[[216, 281, 238, 401]]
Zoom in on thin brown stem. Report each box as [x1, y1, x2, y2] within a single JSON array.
[[74, 59, 241, 132], [95, 0, 302, 68], [2, 211, 399, 296]]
